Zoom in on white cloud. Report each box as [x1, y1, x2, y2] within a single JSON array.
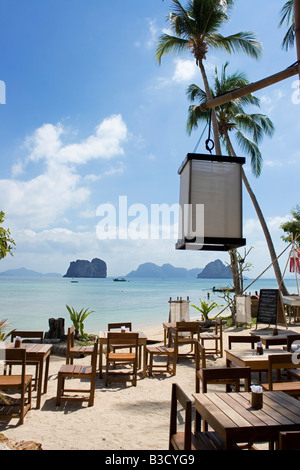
[[0, 115, 129, 230], [172, 59, 198, 83]]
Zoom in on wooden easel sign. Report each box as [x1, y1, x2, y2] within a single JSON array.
[[256, 289, 286, 328]]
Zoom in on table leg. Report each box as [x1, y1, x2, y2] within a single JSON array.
[[99, 343, 103, 378], [142, 343, 147, 378], [36, 358, 44, 409], [43, 354, 50, 394]]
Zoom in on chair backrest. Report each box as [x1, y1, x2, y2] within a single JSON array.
[[279, 431, 300, 450], [214, 318, 223, 335], [267, 353, 298, 390], [175, 321, 201, 333], [90, 338, 99, 375], [228, 335, 260, 349], [11, 330, 44, 343], [3, 348, 27, 384], [201, 366, 252, 393], [195, 340, 207, 370], [108, 322, 132, 331], [107, 332, 139, 351], [67, 326, 75, 350], [169, 383, 192, 450]]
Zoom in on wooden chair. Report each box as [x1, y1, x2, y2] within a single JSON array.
[[6, 331, 44, 390], [66, 325, 94, 365], [286, 334, 300, 352], [169, 321, 201, 375], [0, 348, 32, 424], [146, 345, 174, 376], [199, 318, 223, 357], [261, 353, 300, 397], [169, 383, 229, 450], [105, 332, 139, 387], [279, 431, 300, 450], [56, 337, 98, 407], [228, 334, 260, 349], [107, 322, 142, 366], [195, 341, 251, 394]]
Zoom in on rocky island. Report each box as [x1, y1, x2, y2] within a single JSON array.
[[197, 259, 232, 279], [63, 258, 107, 278]]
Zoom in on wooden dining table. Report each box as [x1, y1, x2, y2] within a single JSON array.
[[250, 328, 300, 348], [98, 331, 147, 379], [225, 348, 292, 371], [193, 391, 300, 449], [0, 342, 52, 409]]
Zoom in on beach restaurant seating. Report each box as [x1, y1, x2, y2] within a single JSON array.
[[0, 348, 32, 424], [195, 341, 251, 394], [261, 353, 300, 397], [169, 383, 229, 450], [105, 332, 139, 387], [146, 345, 174, 376], [66, 325, 94, 365], [199, 318, 223, 358], [168, 321, 201, 375], [56, 337, 98, 407], [6, 330, 44, 390]]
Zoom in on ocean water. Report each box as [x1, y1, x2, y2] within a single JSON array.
[[0, 276, 299, 335]]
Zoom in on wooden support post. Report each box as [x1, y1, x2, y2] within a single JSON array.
[[200, 64, 300, 111]]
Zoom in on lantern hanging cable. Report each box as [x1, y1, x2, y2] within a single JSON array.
[[192, 113, 209, 153], [205, 109, 215, 154]]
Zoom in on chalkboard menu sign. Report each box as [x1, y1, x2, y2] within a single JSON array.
[[257, 289, 281, 325]]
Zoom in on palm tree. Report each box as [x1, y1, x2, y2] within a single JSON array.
[[155, 0, 262, 156], [279, 0, 295, 50], [186, 62, 289, 296]]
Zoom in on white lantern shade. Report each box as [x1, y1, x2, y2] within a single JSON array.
[[236, 295, 252, 323], [176, 153, 246, 251]]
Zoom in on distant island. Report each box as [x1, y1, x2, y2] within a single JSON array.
[[197, 259, 232, 279], [0, 267, 61, 277], [64, 258, 107, 278], [126, 262, 203, 279]]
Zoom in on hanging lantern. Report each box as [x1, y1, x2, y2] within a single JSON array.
[[176, 153, 246, 251], [235, 295, 252, 324]]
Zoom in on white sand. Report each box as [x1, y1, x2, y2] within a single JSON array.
[[1, 321, 300, 450]]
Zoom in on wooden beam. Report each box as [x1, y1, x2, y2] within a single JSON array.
[[200, 63, 300, 111]]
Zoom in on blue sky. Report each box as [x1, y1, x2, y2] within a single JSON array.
[[0, 0, 299, 279]]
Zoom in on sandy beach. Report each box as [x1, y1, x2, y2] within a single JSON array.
[[1, 320, 300, 451]]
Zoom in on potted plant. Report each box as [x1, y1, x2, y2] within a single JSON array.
[[66, 305, 94, 340], [191, 299, 222, 328]]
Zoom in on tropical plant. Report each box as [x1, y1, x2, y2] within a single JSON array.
[[0, 319, 15, 341], [191, 299, 221, 321], [66, 305, 94, 339], [279, 0, 295, 51], [186, 62, 289, 296], [280, 204, 300, 247], [156, 0, 262, 155], [0, 211, 15, 260]]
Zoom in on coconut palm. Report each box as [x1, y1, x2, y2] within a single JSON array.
[[279, 0, 295, 50], [186, 62, 289, 295], [155, 0, 262, 155]]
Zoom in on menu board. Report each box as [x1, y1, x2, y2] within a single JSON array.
[[257, 289, 280, 325]]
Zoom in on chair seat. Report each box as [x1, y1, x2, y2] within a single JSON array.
[[108, 352, 136, 362], [261, 381, 300, 395], [0, 375, 32, 389], [58, 364, 93, 376], [69, 346, 94, 355], [171, 431, 228, 451]]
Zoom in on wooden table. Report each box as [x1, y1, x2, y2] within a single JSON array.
[[250, 329, 299, 348], [0, 342, 52, 409], [225, 348, 291, 371], [193, 391, 300, 449], [98, 331, 147, 379]]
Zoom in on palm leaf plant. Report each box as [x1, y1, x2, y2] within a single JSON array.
[[156, 0, 262, 155], [191, 299, 221, 321], [66, 305, 94, 339], [279, 0, 295, 51]]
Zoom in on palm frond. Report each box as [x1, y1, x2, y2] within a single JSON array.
[[155, 34, 189, 64], [207, 32, 262, 59], [235, 131, 263, 177]]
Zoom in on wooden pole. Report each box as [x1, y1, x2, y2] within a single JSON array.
[[200, 63, 300, 111], [295, 0, 300, 81]]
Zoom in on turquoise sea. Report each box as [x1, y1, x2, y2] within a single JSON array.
[[0, 276, 299, 335]]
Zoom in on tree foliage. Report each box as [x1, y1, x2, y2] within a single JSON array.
[[0, 212, 15, 260], [280, 205, 300, 247]]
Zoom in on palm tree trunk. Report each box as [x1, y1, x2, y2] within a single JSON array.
[[198, 60, 222, 156], [224, 133, 289, 296]]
